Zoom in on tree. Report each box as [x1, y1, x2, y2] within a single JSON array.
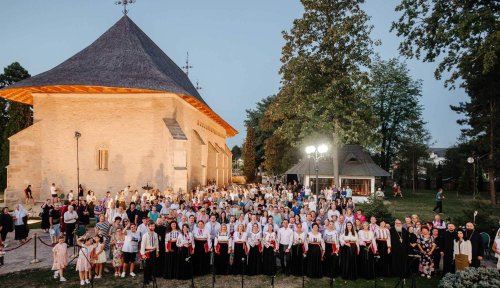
[[243, 126, 257, 182], [245, 95, 276, 168], [263, 134, 299, 176], [391, 0, 499, 203], [266, 0, 379, 185], [0, 62, 32, 191], [370, 57, 430, 174], [231, 145, 242, 161]]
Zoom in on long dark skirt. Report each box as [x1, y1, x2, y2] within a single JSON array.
[[176, 247, 193, 280], [306, 244, 322, 278], [290, 244, 305, 276], [262, 246, 276, 276], [193, 239, 210, 276], [232, 243, 246, 275], [341, 244, 358, 280], [164, 244, 178, 279], [359, 246, 375, 279], [14, 224, 28, 240], [323, 243, 339, 278], [215, 243, 230, 275], [41, 209, 51, 229], [376, 240, 390, 277], [246, 245, 261, 276]]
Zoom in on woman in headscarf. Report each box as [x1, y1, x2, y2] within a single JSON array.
[[13, 204, 29, 244]]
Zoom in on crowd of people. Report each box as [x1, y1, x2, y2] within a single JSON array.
[[0, 182, 499, 286]]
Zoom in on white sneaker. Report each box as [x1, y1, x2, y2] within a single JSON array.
[[130, 272, 136, 277], [60, 277, 67, 282], [121, 272, 125, 278], [94, 275, 101, 279], [85, 279, 90, 284], [54, 271, 59, 279], [80, 280, 85, 286]]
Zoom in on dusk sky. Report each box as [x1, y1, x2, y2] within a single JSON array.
[[1, 0, 467, 149]]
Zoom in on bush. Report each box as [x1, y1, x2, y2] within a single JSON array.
[[439, 267, 500, 288], [451, 200, 497, 233], [358, 196, 394, 223]]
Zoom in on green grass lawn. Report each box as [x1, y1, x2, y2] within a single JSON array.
[[0, 268, 441, 288], [378, 189, 500, 226]]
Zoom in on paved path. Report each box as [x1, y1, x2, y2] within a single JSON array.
[[0, 229, 68, 275]]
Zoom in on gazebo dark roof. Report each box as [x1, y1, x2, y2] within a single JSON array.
[[0, 16, 237, 136], [285, 145, 390, 177], [7, 15, 206, 105]]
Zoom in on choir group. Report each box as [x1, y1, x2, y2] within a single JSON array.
[[39, 182, 488, 286]]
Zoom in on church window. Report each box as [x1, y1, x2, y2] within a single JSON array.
[[97, 149, 109, 170]]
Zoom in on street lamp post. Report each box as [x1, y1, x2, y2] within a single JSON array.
[[305, 144, 328, 210], [467, 154, 487, 200], [73, 131, 81, 256]]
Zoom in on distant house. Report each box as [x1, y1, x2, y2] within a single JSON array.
[[428, 148, 448, 166], [285, 145, 390, 202]]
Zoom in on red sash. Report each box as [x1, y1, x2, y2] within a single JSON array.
[[244, 243, 249, 255], [270, 240, 277, 251], [330, 242, 338, 255], [258, 242, 263, 253], [365, 241, 377, 255], [301, 243, 306, 254], [188, 245, 194, 255], [204, 242, 210, 253], [215, 243, 221, 255]]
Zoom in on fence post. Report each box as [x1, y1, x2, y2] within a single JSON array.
[[30, 233, 41, 264]]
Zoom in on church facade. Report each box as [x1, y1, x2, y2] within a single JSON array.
[[0, 16, 236, 207]]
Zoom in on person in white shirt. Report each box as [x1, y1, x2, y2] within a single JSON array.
[[277, 219, 293, 275], [50, 183, 58, 202], [140, 220, 159, 285], [304, 223, 325, 278], [358, 222, 378, 279], [63, 205, 78, 246], [340, 222, 359, 280], [246, 223, 263, 275], [262, 224, 278, 275], [375, 220, 391, 277], [137, 217, 149, 239], [193, 221, 211, 276], [122, 223, 140, 278], [453, 230, 472, 271], [176, 224, 194, 280], [231, 224, 248, 275], [323, 221, 340, 277], [263, 216, 280, 235], [204, 215, 221, 244]]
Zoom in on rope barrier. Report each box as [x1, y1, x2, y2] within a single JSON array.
[[37, 237, 56, 248], [4, 237, 33, 252]]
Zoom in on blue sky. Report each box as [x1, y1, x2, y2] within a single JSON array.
[[0, 0, 467, 149]]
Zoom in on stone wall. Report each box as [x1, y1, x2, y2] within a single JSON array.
[[4, 92, 232, 205]]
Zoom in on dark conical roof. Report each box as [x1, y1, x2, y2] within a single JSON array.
[[7, 15, 207, 105]]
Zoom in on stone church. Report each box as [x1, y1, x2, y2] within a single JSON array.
[[0, 16, 237, 207]]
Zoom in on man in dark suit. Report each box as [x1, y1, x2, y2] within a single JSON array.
[[465, 222, 484, 268], [440, 223, 457, 274], [390, 219, 409, 278]]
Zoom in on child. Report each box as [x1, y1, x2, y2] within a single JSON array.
[[76, 235, 94, 286], [0, 243, 5, 266], [52, 235, 68, 281], [94, 235, 106, 279]]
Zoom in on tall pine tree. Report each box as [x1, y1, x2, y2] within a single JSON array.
[[0, 62, 32, 191], [243, 126, 257, 183]]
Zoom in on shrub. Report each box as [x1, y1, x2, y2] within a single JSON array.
[[438, 267, 500, 288], [451, 200, 497, 233], [358, 196, 394, 223]]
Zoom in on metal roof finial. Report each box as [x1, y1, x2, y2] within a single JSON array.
[[115, 0, 136, 15], [182, 52, 194, 77]]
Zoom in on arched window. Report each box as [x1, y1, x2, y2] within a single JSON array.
[[97, 148, 109, 170]]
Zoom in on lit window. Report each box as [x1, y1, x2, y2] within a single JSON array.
[[98, 149, 108, 170]]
